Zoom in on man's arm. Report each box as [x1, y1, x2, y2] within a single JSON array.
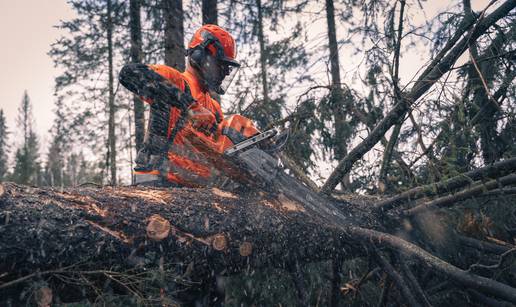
[[119, 63, 191, 109]]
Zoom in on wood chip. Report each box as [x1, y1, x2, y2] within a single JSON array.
[[0, 184, 4, 198], [278, 194, 304, 212], [239, 241, 253, 257], [212, 188, 238, 199], [35, 286, 52, 307], [146, 214, 171, 241], [212, 233, 227, 251]]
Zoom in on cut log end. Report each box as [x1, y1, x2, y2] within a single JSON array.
[[239, 241, 253, 257], [35, 286, 52, 307], [146, 214, 171, 241], [212, 233, 228, 251]]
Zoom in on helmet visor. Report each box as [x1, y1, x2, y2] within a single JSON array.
[[219, 62, 239, 95], [200, 54, 240, 95]]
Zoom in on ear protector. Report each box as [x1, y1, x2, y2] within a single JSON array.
[[187, 31, 227, 69]]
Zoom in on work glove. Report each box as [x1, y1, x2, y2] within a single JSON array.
[[187, 104, 217, 135]]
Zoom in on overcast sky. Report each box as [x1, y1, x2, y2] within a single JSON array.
[[0, 0, 75, 149], [0, 0, 490, 162]]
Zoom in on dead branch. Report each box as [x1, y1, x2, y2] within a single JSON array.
[[377, 275, 391, 307], [458, 235, 512, 254], [468, 248, 516, 273], [399, 257, 433, 307], [375, 156, 516, 212], [468, 289, 515, 307], [345, 226, 516, 303], [374, 251, 421, 307], [406, 173, 516, 215]]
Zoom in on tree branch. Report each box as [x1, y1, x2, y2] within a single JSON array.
[[375, 156, 516, 212], [406, 173, 516, 215], [374, 251, 421, 307], [346, 226, 516, 303]]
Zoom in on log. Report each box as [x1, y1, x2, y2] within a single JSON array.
[[1, 182, 516, 305], [0, 183, 369, 304]]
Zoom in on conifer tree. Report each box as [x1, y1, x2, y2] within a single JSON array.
[[0, 109, 9, 181], [12, 91, 41, 186], [50, 0, 127, 185], [44, 98, 68, 188]]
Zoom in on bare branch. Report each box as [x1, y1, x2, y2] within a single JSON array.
[[375, 156, 516, 212], [374, 251, 422, 307], [406, 173, 516, 215], [347, 226, 516, 303]]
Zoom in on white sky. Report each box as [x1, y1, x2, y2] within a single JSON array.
[[0, 0, 75, 149], [0, 0, 491, 178]]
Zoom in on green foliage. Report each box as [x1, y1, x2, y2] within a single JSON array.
[[11, 92, 42, 186], [0, 110, 9, 180]]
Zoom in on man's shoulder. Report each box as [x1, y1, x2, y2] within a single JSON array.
[[148, 64, 185, 90]]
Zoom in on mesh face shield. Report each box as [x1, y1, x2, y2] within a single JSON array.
[[219, 62, 239, 94], [201, 55, 240, 95]]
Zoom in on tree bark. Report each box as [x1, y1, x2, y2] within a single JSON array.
[[129, 0, 145, 152], [202, 0, 218, 25], [1, 182, 516, 304], [0, 183, 358, 303], [163, 0, 185, 70], [257, 0, 269, 106], [107, 0, 117, 185], [321, 0, 516, 194], [325, 0, 351, 190]]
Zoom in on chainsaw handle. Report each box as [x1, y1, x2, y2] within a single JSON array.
[[119, 63, 195, 111]]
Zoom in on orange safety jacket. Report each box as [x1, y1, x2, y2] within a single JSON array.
[[141, 64, 225, 186]]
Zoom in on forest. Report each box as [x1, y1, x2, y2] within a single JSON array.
[[0, 0, 515, 306]]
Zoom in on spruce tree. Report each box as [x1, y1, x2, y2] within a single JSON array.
[[12, 91, 41, 186], [44, 98, 69, 188], [0, 109, 9, 181], [50, 0, 127, 185]]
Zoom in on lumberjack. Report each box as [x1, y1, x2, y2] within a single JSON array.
[[119, 24, 343, 224], [119, 24, 261, 187]]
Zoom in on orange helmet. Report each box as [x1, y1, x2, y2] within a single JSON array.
[[188, 24, 240, 67]]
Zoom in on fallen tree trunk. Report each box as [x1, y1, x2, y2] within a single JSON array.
[[0, 182, 371, 304], [1, 182, 515, 305]]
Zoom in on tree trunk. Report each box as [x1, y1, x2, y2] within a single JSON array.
[[129, 0, 145, 152], [378, 0, 405, 193], [163, 0, 185, 70], [0, 183, 360, 304], [202, 0, 217, 25], [325, 0, 350, 190], [2, 181, 516, 304], [107, 0, 117, 186], [257, 0, 269, 106]]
